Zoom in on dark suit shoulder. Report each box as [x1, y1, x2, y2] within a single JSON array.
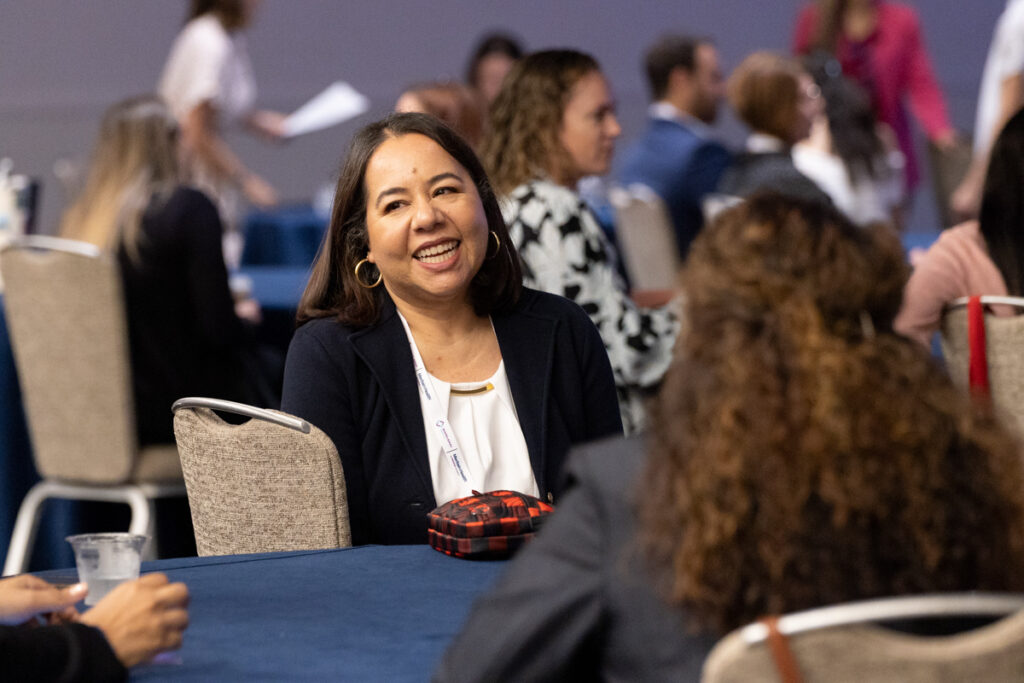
[[564, 435, 646, 502], [294, 315, 355, 340]]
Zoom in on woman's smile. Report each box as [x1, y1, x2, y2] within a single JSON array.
[[414, 239, 461, 264]]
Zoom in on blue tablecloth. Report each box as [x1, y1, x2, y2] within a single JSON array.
[[42, 546, 506, 681], [241, 205, 327, 267]]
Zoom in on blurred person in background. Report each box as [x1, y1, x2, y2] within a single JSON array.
[[395, 82, 485, 149], [794, 55, 905, 227], [718, 52, 831, 205], [617, 33, 732, 259], [465, 32, 524, 107], [159, 0, 285, 266], [61, 96, 272, 447], [896, 108, 1024, 347], [483, 49, 680, 435], [436, 193, 1024, 681], [950, 0, 1024, 219], [793, 0, 957, 200]]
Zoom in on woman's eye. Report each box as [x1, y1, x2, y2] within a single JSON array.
[[383, 200, 403, 214], [433, 186, 458, 197]]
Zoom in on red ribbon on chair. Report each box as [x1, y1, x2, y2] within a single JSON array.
[[759, 616, 804, 683], [967, 295, 990, 401]]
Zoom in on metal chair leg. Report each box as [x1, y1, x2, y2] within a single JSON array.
[[3, 482, 52, 576], [125, 489, 156, 560]]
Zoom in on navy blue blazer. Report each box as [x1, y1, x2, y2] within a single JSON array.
[[281, 288, 624, 546], [617, 116, 731, 259]]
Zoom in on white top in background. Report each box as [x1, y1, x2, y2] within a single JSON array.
[[974, 0, 1024, 156], [158, 13, 255, 125]]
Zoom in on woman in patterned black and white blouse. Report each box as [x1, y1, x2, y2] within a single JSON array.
[[483, 49, 680, 434]]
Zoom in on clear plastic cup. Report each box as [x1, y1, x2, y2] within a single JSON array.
[[66, 533, 147, 605]]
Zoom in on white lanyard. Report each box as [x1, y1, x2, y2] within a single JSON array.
[[397, 312, 477, 489]]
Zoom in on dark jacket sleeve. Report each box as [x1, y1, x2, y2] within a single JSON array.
[[0, 623, 126, 682], [433, 443, 615, 682], [281, 321, 372, 545], [568, 300, 625, 441]]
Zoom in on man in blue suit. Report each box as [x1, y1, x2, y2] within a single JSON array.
[[617, 35, 731, 259]]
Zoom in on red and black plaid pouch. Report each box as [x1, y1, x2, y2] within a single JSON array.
[[428, 490, 555, 559]]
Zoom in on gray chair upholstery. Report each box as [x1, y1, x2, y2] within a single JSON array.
[[940, 296, 1024, 439], [172, 397, 352, 556], [1, 236, 185, 576], [702, 593, 1024, 683], [608, 183, 681, 291]]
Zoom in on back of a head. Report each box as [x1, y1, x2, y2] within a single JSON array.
[[482, 49, 600, 193], [61, 95, 180, 252], [644, 34, 702, 102], [979, 108, 1024, 296], [728, 51, 803, 142], [396, 82, 484, 148], [642, 193, 1024, 634], [804, 54, 884, 183]]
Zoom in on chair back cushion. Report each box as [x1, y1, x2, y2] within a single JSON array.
[[173, 406, 351, 555], [703, 608, 1024, 683], [941, 307, 1024, 438], [1, 244, 137, 483], [609, 185, 681, 290]]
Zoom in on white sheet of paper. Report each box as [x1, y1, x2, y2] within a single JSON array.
[[282, 81, 370, 138]]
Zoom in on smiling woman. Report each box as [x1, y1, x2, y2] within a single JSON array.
[[281, 113, 623, 545]]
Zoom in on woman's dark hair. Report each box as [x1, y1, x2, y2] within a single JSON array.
[[805, 54, 885, 183], [465, 32, 524, 88], [297, 112, 522, 327], [189, 0, 246, 29], [642, 193, 1024, 634], [979, 107, 1024, 297]]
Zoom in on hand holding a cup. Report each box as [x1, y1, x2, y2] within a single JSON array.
[[0, 574, 87, 625], [80, 572, 190, 667]]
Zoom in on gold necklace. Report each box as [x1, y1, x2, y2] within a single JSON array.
[[449, 382, 495, 396]]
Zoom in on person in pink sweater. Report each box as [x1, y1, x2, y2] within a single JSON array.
[[895, 108, 1024, 345], [793, 0, 956, 195]]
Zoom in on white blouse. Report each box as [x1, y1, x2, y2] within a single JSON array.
[[422, 360, 538, 506], [395, 311, 537, 505]]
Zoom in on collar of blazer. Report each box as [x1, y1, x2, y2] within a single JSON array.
[[348, 289, 558, 501]]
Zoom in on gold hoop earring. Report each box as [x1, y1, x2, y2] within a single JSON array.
[[354, 258, 382, 288], [486, 231, 501, 260]]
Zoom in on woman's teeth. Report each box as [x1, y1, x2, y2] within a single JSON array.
[[415, 241, 458, 263]]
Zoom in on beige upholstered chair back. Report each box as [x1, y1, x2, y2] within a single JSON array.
[[0, 237, 137, 483], [172, 398, 352, 556], [702, 594, 1024, 683], [609, 184, 681, 291], [940, 298, 1024, 440]]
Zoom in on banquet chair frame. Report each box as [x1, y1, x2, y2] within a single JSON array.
[[1, 236, 185, 576], [703, 593, 1024, 683], [940, 295, 1024, 439], [608, 183, 682, 291], [171, 397, 352, 556]]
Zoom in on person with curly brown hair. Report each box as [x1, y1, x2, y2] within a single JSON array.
[[435, 193, 1024, 682], [482, 49, 679, 434]]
